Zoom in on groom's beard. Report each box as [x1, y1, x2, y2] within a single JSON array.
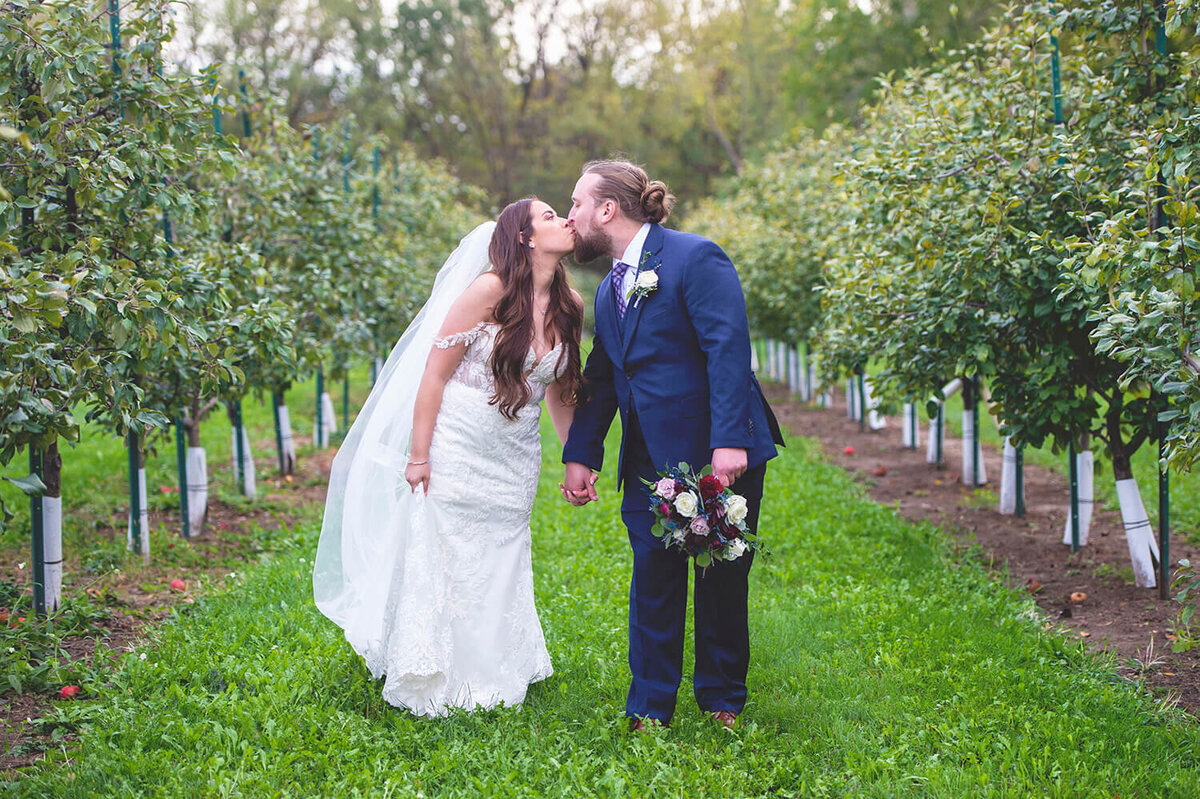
[[573, 227, 613, 265]]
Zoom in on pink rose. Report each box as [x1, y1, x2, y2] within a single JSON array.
[[689, 516, 710, 536], [655, 477, 677, 500]]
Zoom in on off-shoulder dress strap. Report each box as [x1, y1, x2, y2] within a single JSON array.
[[433, 321, 491, 350]]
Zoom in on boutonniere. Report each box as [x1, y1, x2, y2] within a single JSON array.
[[627, 251, 662, 308]]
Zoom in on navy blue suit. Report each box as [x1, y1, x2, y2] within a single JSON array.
[[563, 223, 783, 723]]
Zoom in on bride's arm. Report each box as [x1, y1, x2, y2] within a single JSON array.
[[404, 273, 502, 493], [545, 379, 575, 446]]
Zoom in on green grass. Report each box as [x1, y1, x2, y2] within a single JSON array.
[[3, 415, 1198, 796]]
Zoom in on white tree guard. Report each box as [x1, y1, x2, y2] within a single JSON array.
[[864, 378, 887, 430], [926, 404, 943, 464], [1115, 478, 1160, 588], [788, 347, 799, 394], [942, 378, 963, 399], [764, 339, 774, 378], [186, 447, 208, 531], [127, 467, 149, 560], [323, 391, 339, 435], [903, 403, 920, 448], [848, 378, 863, 420], [277, 404, 297, 472], [1062, 450, 1094, 546], [315, 391, 338, 447], [776, 342, 787, 382], [750, 342, 760, 373], [42, 496, 62, 612], [231, 426, 257, 499], [960, 410, 987, 486], [804, 360, 815, 402], [999, 438, 1022, 514], [372, 356, 384, 385], [818, 388, 832, 408]]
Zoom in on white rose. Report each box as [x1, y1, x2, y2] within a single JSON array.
[[724, 494, 748, 525], [724, 538, 748, 561], [674, 491, 699, 518], [635, 270, 659, 290]]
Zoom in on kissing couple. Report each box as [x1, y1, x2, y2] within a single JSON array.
[[313, 159, 783, 730]]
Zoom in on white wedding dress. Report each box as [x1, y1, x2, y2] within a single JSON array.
[[361, 321, 558, 715], [314, 222, 563, 718]]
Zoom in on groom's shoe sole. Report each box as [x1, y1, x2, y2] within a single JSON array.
[[629, 717, 668, 733]]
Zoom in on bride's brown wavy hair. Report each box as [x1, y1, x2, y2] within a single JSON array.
[[488, 198, 584, 420]]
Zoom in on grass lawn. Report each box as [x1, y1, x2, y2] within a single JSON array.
[[3, 406, 1198, 796]]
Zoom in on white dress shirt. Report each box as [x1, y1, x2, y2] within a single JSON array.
[[614, 223, 652, 302]]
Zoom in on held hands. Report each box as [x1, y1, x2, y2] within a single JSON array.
[[711, 447, 748, 488], [405, 461, 431, 494], [560, 462, 599, 506]]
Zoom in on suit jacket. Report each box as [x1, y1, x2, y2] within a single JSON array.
[[563, 223, 783, 487]]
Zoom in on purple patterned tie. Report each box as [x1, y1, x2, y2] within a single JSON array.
[[611, 261, 630, 320]]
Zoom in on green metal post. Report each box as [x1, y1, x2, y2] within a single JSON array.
[[856, 369, 866, 432], [801, 340, 811, 401], [29, 447, 46, 617], [175, 417, 189, 538], [108, 0, 121, 77], [1069, 437, 1080, 553], [232, 400, 246, 494], [372, 146, 381, 229], [128, 432, 142, 555], [272, 390, 286, 472], [964, 374, 974, 484], [931, 405, 940, 467], [1154, 0, 1170, 600], [238, 69, 251, 138], [316, 368, 325, 448], [1015, 445, 1026, 517], [1159, 431, 1170, 600]]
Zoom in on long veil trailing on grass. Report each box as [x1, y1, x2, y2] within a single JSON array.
[[312, 221, 495, 656]]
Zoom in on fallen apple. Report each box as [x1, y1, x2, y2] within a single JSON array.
[[843, 446, 855, 455], [169, 579, 187, 592], [59, 685, 80, 700]]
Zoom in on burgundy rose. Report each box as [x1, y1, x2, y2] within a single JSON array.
[[699, 475, 723, 502]]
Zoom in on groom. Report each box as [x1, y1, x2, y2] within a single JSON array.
[[561, 160, 783, 731]]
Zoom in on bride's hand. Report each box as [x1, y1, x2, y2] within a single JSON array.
[[405, 462, 431, 494]]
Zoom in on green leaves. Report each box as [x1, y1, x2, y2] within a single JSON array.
[[5, 471, 47, 497]]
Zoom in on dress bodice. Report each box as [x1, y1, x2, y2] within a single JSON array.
[[434, 321, 563, 405]]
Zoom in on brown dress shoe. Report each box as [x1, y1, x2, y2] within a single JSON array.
[[708, 710, 738, 729], [629, 716, 667, 732]]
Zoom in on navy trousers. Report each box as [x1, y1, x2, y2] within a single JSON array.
[[620, 413, 766, 723]]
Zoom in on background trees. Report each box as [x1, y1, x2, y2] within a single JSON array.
[[171, 0, 1003, 210]]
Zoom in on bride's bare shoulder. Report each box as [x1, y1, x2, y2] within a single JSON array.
[[441, 271, 503, 331]]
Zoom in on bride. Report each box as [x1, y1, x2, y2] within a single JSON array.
[[313, 198, 583, 716]]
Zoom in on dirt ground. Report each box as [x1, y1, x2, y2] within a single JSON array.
[[762, 382, 1200, 716]]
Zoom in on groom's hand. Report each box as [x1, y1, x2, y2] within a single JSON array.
[[712, 447, 748, 488], [561, 462, 599, 505]]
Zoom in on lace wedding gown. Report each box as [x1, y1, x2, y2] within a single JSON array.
[[363, 321, 558, 716]]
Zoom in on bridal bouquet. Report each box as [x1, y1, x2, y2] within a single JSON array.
[[642, 462, 758, 569]]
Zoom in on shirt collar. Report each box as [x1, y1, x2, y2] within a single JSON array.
[[614, 223, 652, 271]]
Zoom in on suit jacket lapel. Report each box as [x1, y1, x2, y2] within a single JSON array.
[[620, 223, 665, 358]]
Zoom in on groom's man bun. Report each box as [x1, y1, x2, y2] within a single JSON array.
[[583, 159, 676, 224]]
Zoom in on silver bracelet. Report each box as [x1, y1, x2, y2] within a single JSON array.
[[408, 459, 429, 466]]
